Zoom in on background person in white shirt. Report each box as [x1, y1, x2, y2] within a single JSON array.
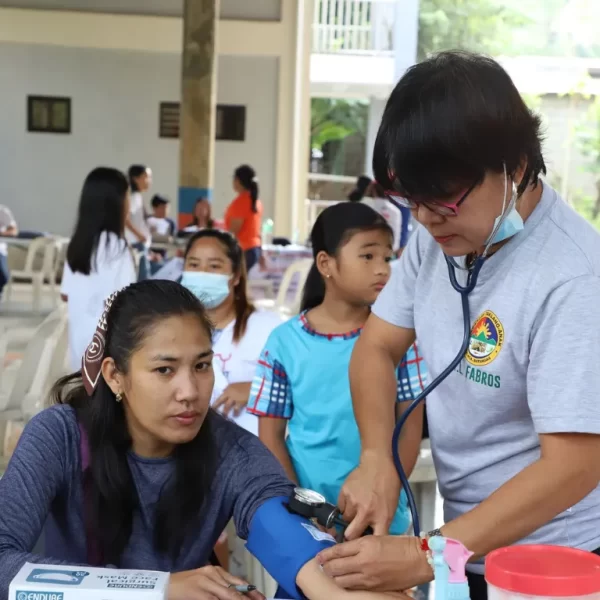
[[125, 164, 152, 281], [147, 194, 176, 276], [0, 204, 18, 298], [61, 167, 137, 370], [147, 194, 176, 237], [180, 229, 281, 436]]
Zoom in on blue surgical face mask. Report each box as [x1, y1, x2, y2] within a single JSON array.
[[181, 271, 231, 309], [484, 166, 524, 251]]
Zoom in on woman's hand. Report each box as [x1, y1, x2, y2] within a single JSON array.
[[317, 536, 432, 592], [214, 383, 251, 418], [297, 557, 414, 600], [168, 566, 265, 600], [338, 452, 401, 539]]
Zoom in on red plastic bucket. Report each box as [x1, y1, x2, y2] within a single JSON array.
[[486, 545, 600, 598]]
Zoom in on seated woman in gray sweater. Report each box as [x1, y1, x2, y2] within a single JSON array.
[[0, 280, 407, 600]]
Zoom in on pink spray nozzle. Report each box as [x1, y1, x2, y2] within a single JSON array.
[[443, 538, 474, 584]]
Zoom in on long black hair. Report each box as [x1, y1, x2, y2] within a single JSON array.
[[184, 229, 255, 342], [373, 51, 546, 199], [301, 202, 392, 312], [66, 167, 129, 275], [234, 165, 259, 213], [128, 164, 148, 192], [52, 280, 220, 566]]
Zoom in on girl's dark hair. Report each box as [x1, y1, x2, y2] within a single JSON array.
[[52, 280, 219, 566], [373, 51, 546, 199], [192, 197, 214, 229], [301, 202, 392, 312], [234, 165, 259, 213], [347, 175, 373, 203], [67, 167, 129, 275], [128, 164, 148, 192], [184, 229, 255, 342]]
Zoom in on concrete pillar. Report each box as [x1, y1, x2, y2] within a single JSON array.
[[273, 0, 313, 240], [364, 96, 387, 177], [178, 0, 219, 229], [393, 0, 420, 81]]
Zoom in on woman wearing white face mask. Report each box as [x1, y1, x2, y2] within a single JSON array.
[[181, 230, 282, 436], [317, 51, 600, 600]]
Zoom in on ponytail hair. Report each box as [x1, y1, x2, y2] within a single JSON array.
[[234, 164, 259, 213], [347, 175, 373, 202], [300, 202, 393, 312]]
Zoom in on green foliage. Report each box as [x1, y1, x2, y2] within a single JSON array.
[[417, 0, 529, 60], [574, 97, 600, 225], [310, 98, 368, 151]]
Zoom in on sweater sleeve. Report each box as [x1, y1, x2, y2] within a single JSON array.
[[0, 408, 82, 595]]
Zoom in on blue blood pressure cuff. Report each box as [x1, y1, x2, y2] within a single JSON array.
[[246, 496, 336, 600]]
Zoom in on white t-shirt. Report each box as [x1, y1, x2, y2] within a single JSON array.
[[61, 232, 137, 370], [147, 216, 173, 237], [0, 205, 17, 256], [125, 192, 151, 246], [212, 310, 283, 435]]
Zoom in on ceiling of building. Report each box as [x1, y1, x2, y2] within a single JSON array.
[[0, 0, 281, 20]]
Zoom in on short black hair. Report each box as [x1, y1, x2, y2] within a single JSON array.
[[151, 194, 170, 208], [373, 51, 546, 199]]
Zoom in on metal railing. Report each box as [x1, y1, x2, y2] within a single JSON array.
[[312, 0, 396, 55]]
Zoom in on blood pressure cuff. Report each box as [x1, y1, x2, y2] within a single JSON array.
[[246, 496, 336, 600]]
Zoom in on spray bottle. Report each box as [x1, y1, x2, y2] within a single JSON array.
[[428, 536, 473, 600]]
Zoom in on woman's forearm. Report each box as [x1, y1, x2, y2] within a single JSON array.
[[442, 435, 600, 558], [350, 339, 400, 457], [297, 559, 408, 600]]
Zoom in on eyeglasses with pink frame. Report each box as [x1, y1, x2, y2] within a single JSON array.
[[384, 182, 477, 217]]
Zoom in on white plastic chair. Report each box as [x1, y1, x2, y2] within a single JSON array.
[[3, 237, 59, 312], [0, 308, 66, 422], [254, 258, 313, 317]]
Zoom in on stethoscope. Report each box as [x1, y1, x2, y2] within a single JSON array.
[[287, 255, 485, 538], [391, 253, 485, 536], [289, 171, 517, 537]]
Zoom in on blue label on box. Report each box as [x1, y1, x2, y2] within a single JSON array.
[[26, 569, 89, 586], [16, 592, 65, 600]]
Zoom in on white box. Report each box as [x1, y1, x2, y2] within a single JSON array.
[[9, 563, 169, 600]]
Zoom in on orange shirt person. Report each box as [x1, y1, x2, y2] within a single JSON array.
[[224, 165, 263, 271]]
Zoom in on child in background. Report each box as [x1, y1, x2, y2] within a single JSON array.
[[247, 202, 427, 535]]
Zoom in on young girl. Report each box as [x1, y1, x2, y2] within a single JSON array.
[[180, 229, 281, 435], [125, 164, 152, 280], [248, 202, 427, 535], [0, 280, 410, 600], [61, 167, 137, 371]]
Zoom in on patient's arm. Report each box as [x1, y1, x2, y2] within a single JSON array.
[[297, 559, 411, 600]]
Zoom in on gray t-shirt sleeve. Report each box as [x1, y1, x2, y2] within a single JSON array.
[[0, 408, 77, 595], [372, 227, 422, 328], [228, 433, 294, 540], [528, 275, 600, 434]]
